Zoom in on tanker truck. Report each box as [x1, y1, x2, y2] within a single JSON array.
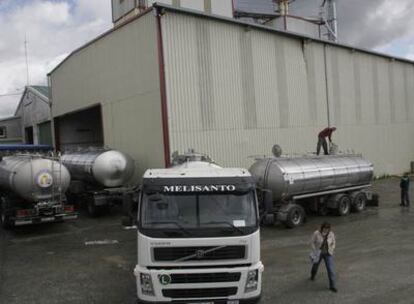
[[62, 149, 135, 216], [249, 147, 375, 228], [0, 147, 77, 228], [134, 151, 263, 303]]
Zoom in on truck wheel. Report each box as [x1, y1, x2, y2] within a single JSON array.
[[351, 192, 367, 213], [87, 200, 100, 217], [263, 213, 275, 226], [121, 216, 134, 227], [0, 200, 12, 229], [284, 205, 305, 228], [336, 195, 351, 216]]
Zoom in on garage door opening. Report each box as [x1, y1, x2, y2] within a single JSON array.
[[54, 105, 104, 151]]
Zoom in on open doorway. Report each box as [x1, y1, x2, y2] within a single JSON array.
[[54, 105, 104, 151], [25, 126, 34, 144]]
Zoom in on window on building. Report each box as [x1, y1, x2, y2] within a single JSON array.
[[0, 126, 6, 138]]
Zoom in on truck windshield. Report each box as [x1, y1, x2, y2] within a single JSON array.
[[140, 191, 258, 238]]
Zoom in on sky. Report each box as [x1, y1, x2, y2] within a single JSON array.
[[0, 0, 413, 118]]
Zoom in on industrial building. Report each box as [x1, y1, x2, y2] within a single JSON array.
[[0, 116, 22, 144], [48, 3, 414, 179], [14, 86, 52, 145]]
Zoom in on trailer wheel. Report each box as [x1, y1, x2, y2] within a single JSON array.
[[87, 200, 100, 217], [351, 192, 367, 213], [0, 200, 12, 229], [284, 205, 305, 228], [336, 195, 351, 216]]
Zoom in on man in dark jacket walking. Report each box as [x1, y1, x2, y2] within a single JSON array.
[[316, 127, 336, 155], [400, 173, 410, 207]]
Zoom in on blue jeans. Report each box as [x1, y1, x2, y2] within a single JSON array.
[[311, 253, 336, 288]]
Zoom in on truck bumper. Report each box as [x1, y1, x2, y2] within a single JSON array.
[[13, 212, 78, 226], [135, 262, 263, 303], [137, 296, 261, 304]]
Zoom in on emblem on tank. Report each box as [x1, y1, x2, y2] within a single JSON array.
[[36, 171, 53, 188], [159, 274, 171, 285], [195, 249, 206, 259]]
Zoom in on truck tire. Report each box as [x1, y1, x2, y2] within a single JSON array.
[[87, 200, 100, 217], [336, 194, 351, 216], [0, 199, 12, 229], [122, 216, 133, 227], [284, 204, 305, 228], [263, 213, 275, 226], [351, 192, 366, 213]]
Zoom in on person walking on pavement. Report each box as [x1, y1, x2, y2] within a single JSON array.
[[310, 222, 337, 293], [400, 173, 410, 207], [316, 127, 336, 155]]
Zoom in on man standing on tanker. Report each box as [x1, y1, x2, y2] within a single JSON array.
[[316, 127, 336, 155]]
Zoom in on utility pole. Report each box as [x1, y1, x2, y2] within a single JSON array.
[[24, 34, 30, 85], [23, 34, 30, 144]]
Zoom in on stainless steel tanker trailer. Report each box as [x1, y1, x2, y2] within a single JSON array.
[[62, 149, 136, 216], [0, 145, 77, 228], [249, 151, 376, 228]]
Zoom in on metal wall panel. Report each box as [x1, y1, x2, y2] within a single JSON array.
[[162, 11, 414, 175], [0, 117, 22, 144], [112, 0, 136, 22], [162, 12, 328, 170], [50, 13, 164, 181], [325, 47, 414, 175]]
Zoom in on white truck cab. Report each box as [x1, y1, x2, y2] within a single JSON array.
[[134, 154, 263, 303]]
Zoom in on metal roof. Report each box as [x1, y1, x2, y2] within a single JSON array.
[[48, 2, 414, 77], [0, 116, 20, 123], [30, 86, 49, 98]]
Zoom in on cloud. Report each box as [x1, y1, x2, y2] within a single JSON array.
[[234, 0, 414, 58], [289, 0, 414, 53], [0, 0, 112, 118]]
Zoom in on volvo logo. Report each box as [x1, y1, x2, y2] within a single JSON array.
[[159, 274, 171, 285], [195, 249, 206, 259]]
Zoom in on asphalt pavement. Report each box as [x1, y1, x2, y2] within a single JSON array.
[[0, 177, 413, 304]]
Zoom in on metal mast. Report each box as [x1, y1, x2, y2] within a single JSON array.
[[321, 0, 338, 42], [24, 34, 30, 85]]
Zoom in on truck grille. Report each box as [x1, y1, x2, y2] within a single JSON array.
[[170, 272, 241, 284], [162, 287, 238, 298], [153, 245, 246, 261]]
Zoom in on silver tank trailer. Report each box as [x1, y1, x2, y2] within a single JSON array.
[[0, 155, 71, 202], [249, 154, 373, 202], [61, 150, 135, 188]]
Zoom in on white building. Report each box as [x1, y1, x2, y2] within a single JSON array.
[[49, 3, 414, 179]]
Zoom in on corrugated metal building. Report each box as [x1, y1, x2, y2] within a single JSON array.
[[112, 0, 233, 26], [0, 116, 22, 144], [49, 4, 414, 179], [15, 86, 52, 145]]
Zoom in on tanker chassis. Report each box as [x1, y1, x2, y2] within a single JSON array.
[[135, 155, 263, 303], [62, 149, 135, 216], [249, 154, 377, 228], [0, 154, 77, 228]]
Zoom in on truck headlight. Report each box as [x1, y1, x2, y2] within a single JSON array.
[[140, 273, 155, 296], [245, 269, 259, 293]]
